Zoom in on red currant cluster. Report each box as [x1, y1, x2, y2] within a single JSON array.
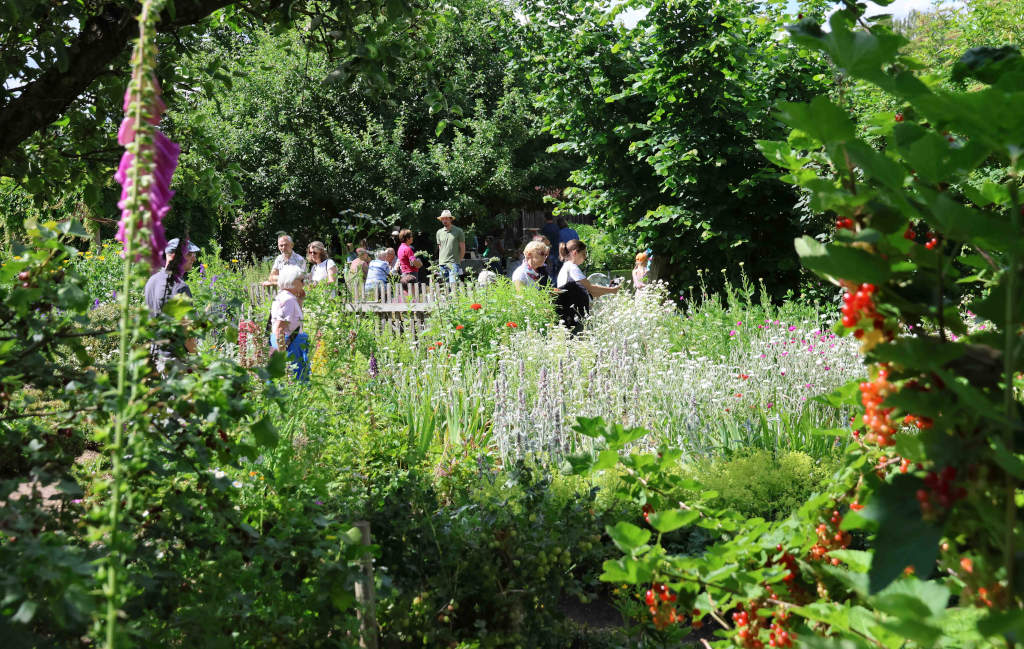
[[916, 466, 967, 517], [902, 413, 933, 430], [642, 503, 654, 524], [904, 224, 940, 249], [810, 510, 850, 564], [764, 546, 803, 604], [768, 612, 796, 648], [859, 367, 897, 446], [840, 284, 893, 353], [835, 217, 855, 230], [732, 602, 764, 648], [643, 582, 682, 630], [894, 113, 904, 122]]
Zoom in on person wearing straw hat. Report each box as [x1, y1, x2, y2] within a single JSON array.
[[435, 209, 465, 285]]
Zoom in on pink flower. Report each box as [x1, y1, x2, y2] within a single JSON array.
[[114, 72, 177, 268], [729, 330, 737, 336], [788, 325, 796, 331], [736, 321, 742, 326]]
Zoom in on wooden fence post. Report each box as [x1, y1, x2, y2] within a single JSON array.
[[354, 520, 378, 649]]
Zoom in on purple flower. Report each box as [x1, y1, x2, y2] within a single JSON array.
[[92, 298, 100, 310], [315, 499, 324, 506], [369, 354, 379, 378], [114, 73, 178, 269]]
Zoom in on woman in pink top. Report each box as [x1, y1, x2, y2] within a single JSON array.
[[397, 229, 422, 285]]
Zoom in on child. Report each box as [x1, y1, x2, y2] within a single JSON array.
[[632, 252, 649, 289]]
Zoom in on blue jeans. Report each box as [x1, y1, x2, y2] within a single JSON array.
[[438, 263, 462, 285], [269, 331, 310, 383]]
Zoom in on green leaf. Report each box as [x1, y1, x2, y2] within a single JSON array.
[[251, 416, 279, 448], [814, 378, 861, 408], [868, 339, 966, 371], [606, 521, 650, 553], [161, 294, 194, 319], [267, 350, 288, 378], [647, 509, 698, 534], [858, 476, 943, 593], [12, 599, 37, 624], [873, 577, 949, 618], [565, 453, 594, 475], [330, 586, 356, 611], [435, 120, 447, 137], [776, 96, 855, 144], [600, 556, 651, 584], [828, 549, 872, 573], [593, 448, 620, 471], [978, 608, 1024, 639], [952, 46, 1024, 84], [795, 236, 891, 285]]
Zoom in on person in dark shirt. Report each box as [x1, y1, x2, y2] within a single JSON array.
[[541, 215, 561, 279], [144, 237, 200, 366]]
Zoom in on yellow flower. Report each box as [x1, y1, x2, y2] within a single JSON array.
[[77, 251, 84, 256], [98, 256, 105, 261], [231, 259, 239, 263]]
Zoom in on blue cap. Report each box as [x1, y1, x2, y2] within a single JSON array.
[[165, 238, 201, 255]]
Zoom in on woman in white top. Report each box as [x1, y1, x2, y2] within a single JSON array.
[[512, 240, 549, 289], [556, 239, 619, 297], [306, 241, 338, 285], [270, 265, 310, 381]]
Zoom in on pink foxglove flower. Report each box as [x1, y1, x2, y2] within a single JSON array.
[[114, 72, 178, 268]]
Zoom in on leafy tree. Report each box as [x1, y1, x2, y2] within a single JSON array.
[[0, 0, 422, 214], [522, 0, 832, 295], [168, 1, 568, 255]]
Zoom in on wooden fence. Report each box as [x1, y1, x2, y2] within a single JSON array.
[[246, 278, 489, 336]]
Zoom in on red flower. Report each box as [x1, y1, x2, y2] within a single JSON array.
[[455, 325, 464, 330], [426, 345, 435, 351], [506, 322, 518, 328], [470, 303, 482, 310]]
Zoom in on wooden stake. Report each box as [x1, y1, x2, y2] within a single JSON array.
[[354, 521, 378, 649]]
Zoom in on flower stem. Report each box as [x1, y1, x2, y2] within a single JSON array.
[[105, 1, 161, 646]]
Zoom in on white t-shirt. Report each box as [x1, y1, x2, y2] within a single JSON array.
[[310, 258, 337, 283], [557, 261, 586, 288], [272, 252, 306, 273]]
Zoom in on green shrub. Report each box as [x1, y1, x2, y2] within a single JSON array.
[[690, 449, 838, 521]]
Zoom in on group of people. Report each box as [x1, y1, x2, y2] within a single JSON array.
[[142, 210, 651, 378], [506, 224, 622, 333]]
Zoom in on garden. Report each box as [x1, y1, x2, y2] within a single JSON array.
[[0, 0, 1021, 648]]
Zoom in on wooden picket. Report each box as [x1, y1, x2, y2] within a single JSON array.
[[247, 276, 498, 337]]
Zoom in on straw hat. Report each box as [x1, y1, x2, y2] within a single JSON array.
[[437, 209, 454, 221]]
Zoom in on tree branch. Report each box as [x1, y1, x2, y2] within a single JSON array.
[[0, 0, 237, 166]]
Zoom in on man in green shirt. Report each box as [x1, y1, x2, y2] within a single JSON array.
[[435, 209, 465, 284]]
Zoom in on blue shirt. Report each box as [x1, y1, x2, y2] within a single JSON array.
[[559, 227, 579, 244], [364, 259, 391, 288]]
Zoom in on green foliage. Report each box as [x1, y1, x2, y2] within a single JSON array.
[[521, 0, 832, 295], [572, 222, 635, 273], [691, 449, 839, 521], [420, 278, 558, 354], [582, 4, 1023, 646]]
